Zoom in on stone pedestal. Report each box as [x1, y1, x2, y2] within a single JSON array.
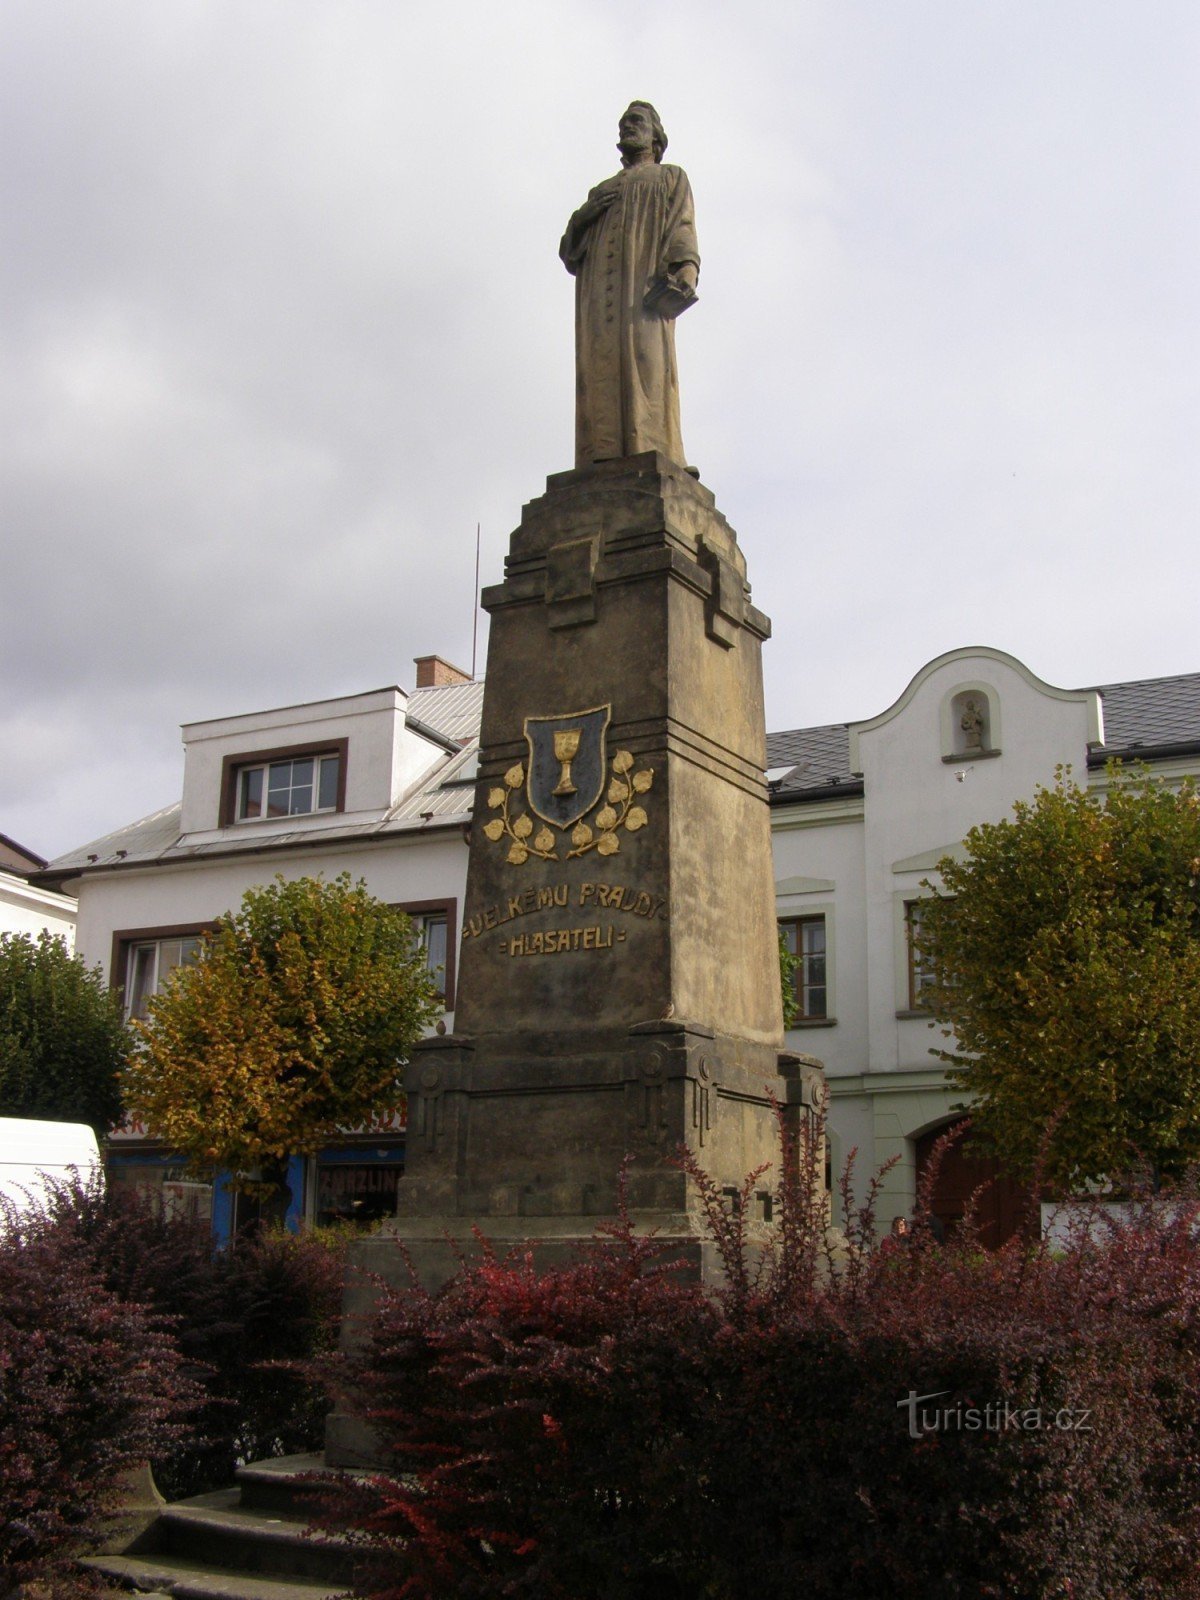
[[326, 453, 823, 1466]]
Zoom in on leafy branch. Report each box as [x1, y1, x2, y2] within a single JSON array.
[[481, 752, 655, 865]]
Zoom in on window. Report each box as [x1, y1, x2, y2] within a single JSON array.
[[398, 899, 457, 1009], [315, 1153, 404, 1228], [108, 1155, 212, 1223], [780, 915, 827, 1021], [123, 934, 204, 1020], [236, 752, 341, 821], [219, 739, 348, 827], [905, 900, 937, 1009], [413, 911, 448, 997]]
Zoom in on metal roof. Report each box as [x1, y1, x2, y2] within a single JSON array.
[[408, 680, 485, 745]]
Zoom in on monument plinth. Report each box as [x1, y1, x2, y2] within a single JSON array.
[[326, 107, 824, 1469], [334, 454, 819, 1307]]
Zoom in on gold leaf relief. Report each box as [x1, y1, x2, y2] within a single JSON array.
[[485, 725, 653, 867]]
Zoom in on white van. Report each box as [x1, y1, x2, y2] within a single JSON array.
[[0, 1116, 102, 1219]]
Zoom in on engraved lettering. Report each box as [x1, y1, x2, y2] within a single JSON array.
[[506, 896, 523, 921], [484, 906, 498, 931], [501, 923, 619, 955], [579, 883, 596, 906]]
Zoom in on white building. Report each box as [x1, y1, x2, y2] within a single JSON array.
[[0, 833, 76, 948], [40, 648, 1200, 1242]]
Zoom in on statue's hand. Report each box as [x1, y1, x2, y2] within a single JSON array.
[[579, 187, 618, 226], [673, 261, 699, 292]]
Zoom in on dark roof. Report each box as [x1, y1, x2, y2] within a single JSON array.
[[0, 833, 47, 874], [765, 725, 857, 800], [1090, 671, 1200, 756], [765, 670, 1200, 805]]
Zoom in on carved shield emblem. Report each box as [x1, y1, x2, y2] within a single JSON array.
[[524, 705, 611, 829]]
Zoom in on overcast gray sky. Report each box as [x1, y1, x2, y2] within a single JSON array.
[[3, 1, 1197, 861]]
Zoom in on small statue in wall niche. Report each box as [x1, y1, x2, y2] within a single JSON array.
[[960, 698, 986, 752]]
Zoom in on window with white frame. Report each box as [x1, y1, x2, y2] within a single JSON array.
[[124, 935, 204, 1020], [395, 900, 456, 1007], [412, 911, 448, 998], [780, 914, 827, 1021], [235, 752, 342, 822], [905, 900, 938, 1009]]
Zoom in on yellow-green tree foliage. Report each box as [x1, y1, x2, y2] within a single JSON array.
[[919, 769, 1200, 1193], [124, 874, 440, 1184]]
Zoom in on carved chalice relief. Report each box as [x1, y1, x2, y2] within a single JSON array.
[[552, 728, 581, 797], [482, 748, 654, 866]]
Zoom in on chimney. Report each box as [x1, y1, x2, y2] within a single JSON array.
[[413, 654, 472, 689]]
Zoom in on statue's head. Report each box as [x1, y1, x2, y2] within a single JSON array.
[[618, 101, 667, 163]]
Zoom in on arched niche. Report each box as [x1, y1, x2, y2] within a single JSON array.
[[940, 683, 1001, 762]]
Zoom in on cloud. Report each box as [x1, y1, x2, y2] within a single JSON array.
[[2, 0, 1197, 856]]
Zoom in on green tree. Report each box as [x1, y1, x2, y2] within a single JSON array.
[[0, 931, 129, 1130], [919, 768, 1200, 1193], [124, 874, 440, 1196], [778, 927, 800, 1029]]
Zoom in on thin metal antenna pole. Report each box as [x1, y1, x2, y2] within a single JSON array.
[[471, 522, 481, 680]]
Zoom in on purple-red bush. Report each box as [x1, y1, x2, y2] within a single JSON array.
[[330, 1219, 718, 1600], [0, 1211, 190, 1594], [26, 1179, 348, 1500], [326, 1125, 1200, 1600]]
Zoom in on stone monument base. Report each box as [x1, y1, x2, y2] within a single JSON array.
[[325, 452, 827, 1468], [325, 1038, 824, 1468]]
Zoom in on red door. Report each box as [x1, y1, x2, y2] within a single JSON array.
[[915, 1120, 1029, 1249]]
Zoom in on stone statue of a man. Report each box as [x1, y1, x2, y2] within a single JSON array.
[[560, 102, 699, 469]]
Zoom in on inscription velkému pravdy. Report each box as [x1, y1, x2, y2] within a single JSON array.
[[462, 880, 669, 945]]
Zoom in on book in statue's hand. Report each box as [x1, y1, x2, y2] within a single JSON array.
[[643, 272, 699, 320]]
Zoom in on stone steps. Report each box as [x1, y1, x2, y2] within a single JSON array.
[[84, 1454, 359, 1600]]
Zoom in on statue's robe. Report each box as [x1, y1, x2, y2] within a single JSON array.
[[560, 161, 699, 469]]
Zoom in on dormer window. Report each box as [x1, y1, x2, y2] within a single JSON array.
[[219, 739, 348, 827], [238, 753, 340, 821]]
